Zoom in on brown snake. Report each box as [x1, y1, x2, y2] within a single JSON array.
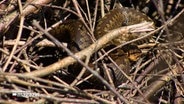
[[50, 7, 154, 50], [49, 7, 154, 86]]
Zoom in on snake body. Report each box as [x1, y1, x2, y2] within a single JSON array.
[[49, 7, 154, 85], [50, 20, 93, 51], [95, 7, 153, 45], [50, 7, 153, 50]]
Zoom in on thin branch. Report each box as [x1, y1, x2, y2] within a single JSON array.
[[0, 0, 53, 32], [2, 0, 24, 71]]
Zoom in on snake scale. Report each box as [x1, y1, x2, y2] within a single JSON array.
[[49, 7, 154, 86]]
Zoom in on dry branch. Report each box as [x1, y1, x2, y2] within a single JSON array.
[[140, 64, 183, 101], [0, 0, 53, 32]]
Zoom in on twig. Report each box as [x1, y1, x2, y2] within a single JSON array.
[[0, 48, 39, 70], [140, 64, 183, 101], [0, 73, 113, 104], [0, 0, 53, 32], [2, 0, 24, 71]]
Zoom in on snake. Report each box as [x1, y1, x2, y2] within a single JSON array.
[[49, 7, 154, 86]]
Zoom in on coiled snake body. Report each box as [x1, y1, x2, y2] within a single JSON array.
[[50, 7, 154, 86]]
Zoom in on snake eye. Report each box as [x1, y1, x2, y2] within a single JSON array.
[[121, 44, 142, 61], [128, 51, 142, 61]]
